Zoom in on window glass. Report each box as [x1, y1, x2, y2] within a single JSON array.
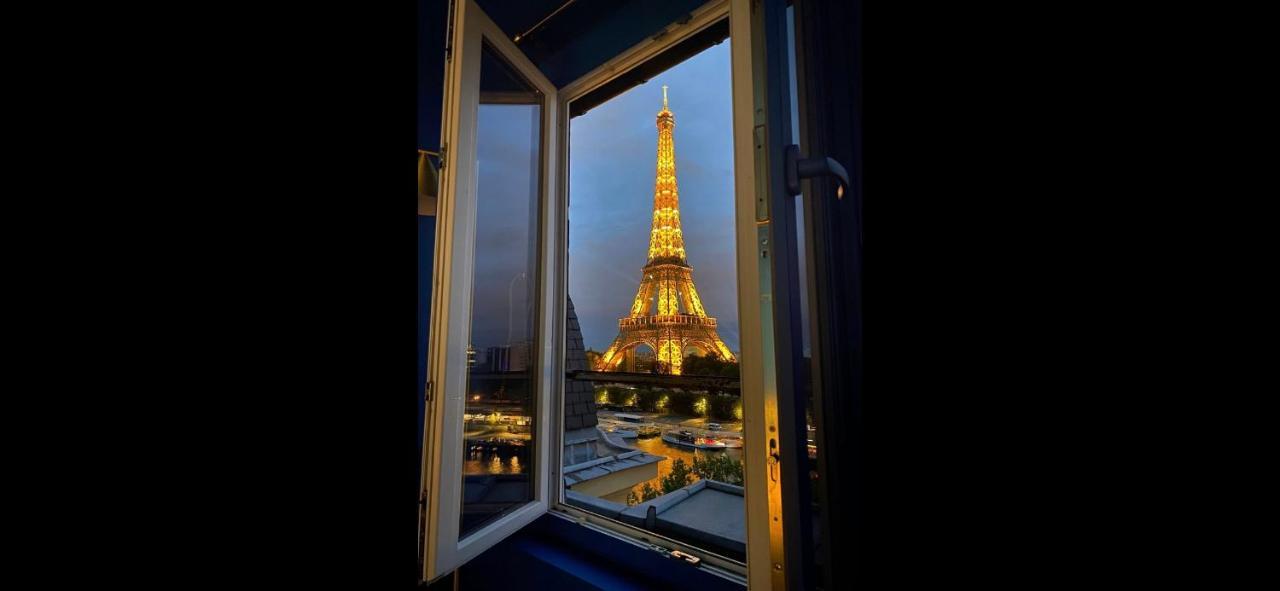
[[564, 38, 748, 563], [459, 42, 544, 538]]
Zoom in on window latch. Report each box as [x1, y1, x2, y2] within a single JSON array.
[[646, 544, 701, 566], [784, 144, 850, 199], [670, 550, 701, 566]]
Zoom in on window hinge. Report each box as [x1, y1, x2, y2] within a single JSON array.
[[438, 145, 447, 170], [425, 380, 434, 402]]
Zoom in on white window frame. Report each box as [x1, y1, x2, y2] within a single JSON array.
[[545, 1, 786, 589], [423, 0, 787, 587], [421, 0, 562, 581]]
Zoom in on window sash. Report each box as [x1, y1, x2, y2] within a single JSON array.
[[421, 0, 562, 581], [548, 1, 785, 588]]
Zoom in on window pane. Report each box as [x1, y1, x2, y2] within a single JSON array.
[[564, 35, 747, 563], [460, 42, 543, 538]]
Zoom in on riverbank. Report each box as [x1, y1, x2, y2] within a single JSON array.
[[597, 410, 744, 501], [597, 409, 743, 435]]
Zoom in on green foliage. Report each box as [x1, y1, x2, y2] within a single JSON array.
[[626, 482, 663, 506], [692, 453, 744, 485], [660, 459, 695, 494], [681, 354, 741, 377], [604, 388, 630, 406], [635, 388, 662, 411], [708, 393, 738, 421], [627, 456, 745, 506], [601, 385, 739, 421]]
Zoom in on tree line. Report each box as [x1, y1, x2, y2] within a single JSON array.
[[596, 386, 742, 421]]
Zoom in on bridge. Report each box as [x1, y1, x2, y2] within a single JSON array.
[[566, 370, 740, 392]]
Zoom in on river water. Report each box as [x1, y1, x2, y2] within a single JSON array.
[[626, 434, 744, 500], [460, 415, 745, 500]]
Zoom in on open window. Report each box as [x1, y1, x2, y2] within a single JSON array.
[[421, 0, 817, 588], [420, 0, 561, 580], [554, 0, 752, 577]]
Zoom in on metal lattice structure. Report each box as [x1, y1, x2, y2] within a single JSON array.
[[595, 87, 736, 375]]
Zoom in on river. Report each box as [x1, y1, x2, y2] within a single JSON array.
[[625, 434, 743, 500]]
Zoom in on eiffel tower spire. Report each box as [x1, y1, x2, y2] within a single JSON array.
[[596, 88, 736, 375], [648, 84, 686, 265]]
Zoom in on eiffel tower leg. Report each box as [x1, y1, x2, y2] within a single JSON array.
[[597, 334, 627, 371], [657, 328, 683, 375], [700, 326, 736, 362], [679, 275, 708, 318]]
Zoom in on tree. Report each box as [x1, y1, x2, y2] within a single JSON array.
[[709, 392, 739, 421], [626, 456, 745, 506], [660, 458, 694, 494], [628, 482, 662, 506], [692, 454, 744, 485], [681, 353, 741, 377]]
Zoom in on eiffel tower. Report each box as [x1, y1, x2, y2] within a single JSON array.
[[595, 86, 736, 375]]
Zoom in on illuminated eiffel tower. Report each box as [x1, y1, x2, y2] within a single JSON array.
[[596, 86, 736, 375]]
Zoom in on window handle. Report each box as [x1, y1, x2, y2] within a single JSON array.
[[768, 438, 780, 483], [784, 144, 850, 199]]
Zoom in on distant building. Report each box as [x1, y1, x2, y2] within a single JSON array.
[[485, 342, 530, 373]]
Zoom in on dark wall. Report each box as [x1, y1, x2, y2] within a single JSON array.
[[419, 0, 448, 152]]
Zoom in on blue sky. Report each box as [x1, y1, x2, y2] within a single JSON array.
[[567, 41, 738, 353]]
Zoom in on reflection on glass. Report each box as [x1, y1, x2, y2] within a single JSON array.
[[459, 42, 543, 538]]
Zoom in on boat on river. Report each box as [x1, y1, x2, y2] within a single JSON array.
[[661, 430, 741, 450], [602, 426, 638, 439]]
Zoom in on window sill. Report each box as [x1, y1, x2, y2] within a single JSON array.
[[456, 511, 745, 591]]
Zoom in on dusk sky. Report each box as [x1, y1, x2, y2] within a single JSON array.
[[568, 41, 739, 353], [470, 22, 811, 358], [470, 48, 541, 353]]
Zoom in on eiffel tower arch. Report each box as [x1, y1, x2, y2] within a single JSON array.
[[596, 87, 736, 376]]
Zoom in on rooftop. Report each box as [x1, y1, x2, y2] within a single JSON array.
[[562, 450, 664, 487], [566, 478, 746, 561]]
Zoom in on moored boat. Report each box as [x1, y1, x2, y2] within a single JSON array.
[[661, 430, 730, 450]]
